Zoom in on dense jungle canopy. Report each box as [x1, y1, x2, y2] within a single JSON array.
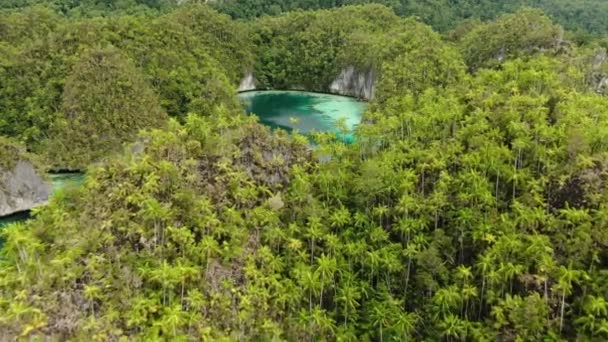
[[1, 1, 608, 341]]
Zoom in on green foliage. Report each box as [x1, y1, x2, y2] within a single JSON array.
[[0, 0, 180, 17], [372, 18, 466, 101], [212, 0, 608, 35], [250, 5, 464, 97], [0, 137, 44, 172], [44, 47, 167, 169], [0, 4, 250, 169], [251, 4, 400, 91], [458, 8, 564, 71], [1, 2, 608, 341]]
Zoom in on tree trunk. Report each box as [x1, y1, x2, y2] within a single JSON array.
[[478, 278, 485, 320], [559, 290, 566, 332]]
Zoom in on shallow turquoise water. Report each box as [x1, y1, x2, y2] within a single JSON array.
[[238, 90, 366, 140], [48, 172, 85, 192]]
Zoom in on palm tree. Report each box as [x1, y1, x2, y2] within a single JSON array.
[[439, 314, 466, 342], [395, 217, 424, 245], [329, 207, 351, 229], [476, 253, 493, 319], [149, 260, 179, 306], [315, 254, 337, 306], [305, 216, 325, 265], [83, 284, 102, 316], [461, 285, 478, 320], [584, 295, 608, 317], [498, 262, 524, 295], [365, 250, 382, 284], [155, 304, 185, 337], [200, 236, 220, 275], [555, 264, 586, 333], [141, 198, 172, 250], [174, 260, 197, 305], [369, 300, 392, 342], [336, 281, 361, 328], [311, 307, 336, 340], [576, 295, 608, 336], [433, 286, 462, 318], [455, 265, 473, 285], [402, 243, 418, 298], [393, 311, 418, 341], [372, 205, 390, 226], [298, 265, 321, 314]]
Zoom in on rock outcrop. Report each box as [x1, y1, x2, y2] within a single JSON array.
[[589, 48, 608, 95], [0, 161, 51, 217], [238, 72, 256, 92], [329, 66, 375, 100], [239, 66, 375, 99]]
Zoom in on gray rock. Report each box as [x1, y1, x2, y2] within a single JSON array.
[[237, 66, 375, 100], [330, 66, 375, 100], [592, 48, 607, 70], [589, 49, 608, 95], [0, 161, 52, 217], [238, 72, 256, 92]]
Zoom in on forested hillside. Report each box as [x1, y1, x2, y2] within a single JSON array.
[[3, 0, 608, 35], [0, 5, 251, 168], [0, 0, 180, 16], [213, 0, 608, 34], [1, 2, 608, 341]]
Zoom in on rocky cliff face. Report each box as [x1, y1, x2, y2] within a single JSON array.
[[589, 49, 608, 95], [238, 72, 256, 92], [238, 66, 375, 99], [0, 161, 51, 217], [330, 66, 375, 100]]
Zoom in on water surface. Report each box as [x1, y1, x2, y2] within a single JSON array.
[[238, 90, 366, 140]]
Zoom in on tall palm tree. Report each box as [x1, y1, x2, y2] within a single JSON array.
[[336, 280, 361, 328], [393, 311, 418, 341], [439, 314, 466, 342], [315, 254, 337, 306], [555, 264, 587, 333]]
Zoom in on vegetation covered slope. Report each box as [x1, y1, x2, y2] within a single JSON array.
[[213, 0, 608, 35], [0, 0, 180, 16], [249, 5, 400, 92], [1, 3, 608, 341], [0, 4, 251, 169], [4, 0, 608, 35], [44, 47, 167, 170]]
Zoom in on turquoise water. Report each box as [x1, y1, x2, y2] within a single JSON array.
[[238, 90, 366, 140], [48, 172, 85, 192], [0, 173, 84, 248]]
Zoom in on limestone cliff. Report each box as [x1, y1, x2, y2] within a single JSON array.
[[238, 66, 375, 100], [329, 66, 375, 100], [589, 49, 608, 95], [0, 161, 51, 217], [238, 72, 256, 92], [0, 140, 51, 217]]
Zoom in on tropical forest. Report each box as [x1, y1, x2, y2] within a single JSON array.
[[1, 0, 608, 340]]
